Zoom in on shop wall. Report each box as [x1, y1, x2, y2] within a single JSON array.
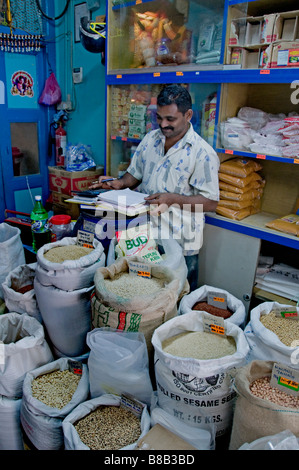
[[54, 0, 106, 166]]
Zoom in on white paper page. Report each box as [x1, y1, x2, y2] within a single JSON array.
[[98, 188, 149, 207]]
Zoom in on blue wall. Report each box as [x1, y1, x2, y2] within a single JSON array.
[[54, 0, 106, 166]]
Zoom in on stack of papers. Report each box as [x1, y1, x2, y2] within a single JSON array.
[[255, 263, 299, 301], [96, 188, 150, 216]]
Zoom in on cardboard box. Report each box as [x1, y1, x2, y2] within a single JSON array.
[[136, 424, 197, 451], [48, 166, 104, 196], [271, 41, 299, 67], [51, 191, 80, 219]]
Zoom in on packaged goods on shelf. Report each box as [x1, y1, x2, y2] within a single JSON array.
[[229, 360, 299, 450], [266, 213, 299, 237], [254, 262, 299, 300]]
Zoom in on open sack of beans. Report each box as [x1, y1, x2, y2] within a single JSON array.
[[20, 357, 89, 450], [106, 227, 189, 299], [62, 393, 151, 450], [151, 311, 250, 438], [178, 284, 246, 328], [91, 256, 180, 361], [229, 360, 299, 450], [0, 312, 53, 399], [244, 301, 299, 367], [2, 263, 41, 323], [35, 237, 105, 291], [87, 329, 153, 406]]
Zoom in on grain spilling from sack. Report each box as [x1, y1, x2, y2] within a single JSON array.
[[162, 331, 236, 359], [104, 272, 165, 298], [74, 405, 141, 450], [192, 301, 233, 319], [32, 370, 81, 409], [250, 376, 299, 409], [43, 245, 93, 263], [260, 310, 299, 347]]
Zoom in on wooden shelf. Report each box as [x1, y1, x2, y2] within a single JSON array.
[[253, 286, 297, 305]]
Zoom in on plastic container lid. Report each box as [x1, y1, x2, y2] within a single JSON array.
[[49, 214, 71, 225]]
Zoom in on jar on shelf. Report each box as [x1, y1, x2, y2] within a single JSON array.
[[49, 214, 72, 242]]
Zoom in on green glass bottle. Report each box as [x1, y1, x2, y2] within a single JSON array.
[[30, 195, 51, 252]]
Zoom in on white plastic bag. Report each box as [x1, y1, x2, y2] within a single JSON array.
[[0, 396, 23, 450], [178, 284, 246, 328], [244, 302, 299, 368], [87, 328, 153, 406], [21, 358, 89, 450], [62, 394, 151, 450], [0, 223, 25, 299], [2, 263, 41, 322], [239, 430, 299, 450], [0, 312, 53, 398]]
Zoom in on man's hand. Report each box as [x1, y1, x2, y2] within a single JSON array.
[[89, 175, 124, 191], [144, 193, 177, 216]]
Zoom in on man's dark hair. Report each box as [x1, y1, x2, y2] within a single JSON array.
[[157, 84, 192, 115]]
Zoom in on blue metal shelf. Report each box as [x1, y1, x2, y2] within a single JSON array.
[[216, 148, 299, 164]]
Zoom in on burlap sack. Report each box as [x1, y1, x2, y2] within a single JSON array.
[[91, 257, 179, 363], [229, 360, 299, 450]]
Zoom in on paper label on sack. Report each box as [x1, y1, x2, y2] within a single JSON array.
[[273, 307, 299, 320], [121, 393, 144, 418], [270, 363, 299, 397], [207, 291, 228, 310], [128, 260, 151, 279], [203, 313, 226, 337], [68, 359, 83, 375], [76, 229, 94, 248]]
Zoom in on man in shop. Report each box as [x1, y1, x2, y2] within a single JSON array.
[[90, 84, 219, 290]]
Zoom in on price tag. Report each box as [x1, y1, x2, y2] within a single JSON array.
[[176, 71, 184, 76], [203, 313, 226, 336], [128, 260, 151, 278], [256, 154, 266, 159], [116, 74, 122, 79], [294, 159, 299, 164], [68, 360, 83, 375], [260, 69, 270, 74], [274, 307, 299, 320], [207, 291, 228, 310], [153, 72, 160, 77], [270, 363, 299, 397], [225, 149, 234, 154], [121, 393, 144, 418], [76, 229, 94, 248]]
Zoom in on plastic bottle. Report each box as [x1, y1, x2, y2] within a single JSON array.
[[207, 93, 217, 146], [30, 195, 51, 252], [49, 214, 72, 242]]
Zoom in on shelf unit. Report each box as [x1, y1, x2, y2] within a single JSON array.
[[105, 0, 299, 309]]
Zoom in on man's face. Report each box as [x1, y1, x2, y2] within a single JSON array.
[[156, 103, 192, 141]]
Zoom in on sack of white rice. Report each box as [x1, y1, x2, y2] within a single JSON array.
[[21, 357, 89, 450], [91, 256, 180, 362], [0, 312, 53, 398], [0, 396, 23, 450], [35, 237, 105, 291], [229, 360, 299, 450], [62, 394, 151, 450], [34, 278, 93, 357], [2, 263, 41, 322], [244, 302, 299, 368], [152, 311, 250, 438], [178, 284, 246, 328]]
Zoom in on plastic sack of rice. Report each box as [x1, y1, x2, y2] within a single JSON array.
[[0, 396, 23, 450], [35, 237, 105, 291], [87, 328, 153, 406], [244, 301, 299, 368], [20, 357, 89, 450], [62, 393, 151, 450], [178, 284, 246, 328], [0, 312, 53, 398], [151, 311, 250, 438], [2, 263, 41, 323], [91, 256, 180, 362], [229, 360, 299, 450]]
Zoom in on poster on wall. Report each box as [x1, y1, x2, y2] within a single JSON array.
[[5, 54, 38, 108]]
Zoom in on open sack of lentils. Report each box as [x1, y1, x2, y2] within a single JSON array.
[[229, 360, 299, 450]]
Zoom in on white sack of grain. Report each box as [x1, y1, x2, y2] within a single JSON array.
[[92, 257, 179, 361], [229, 360, 299, 450], [21, 357, 89, 450], [62, 394, 151, 450], [152, 311, 250, 438], [244, 301, 299, 368], [238, 430, 299, 450], [0, 396, 24, 450], [2, 263, 41, 322], [178, 285, 246, 328], [150, 393, 215, 450], [0, 312, 53, 398], [87, 328, 153, 405], [35, 237, 105, 291], [107, 236, 189, 298], [0, 223, 25, 299], [34, 278, 93, 358]]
